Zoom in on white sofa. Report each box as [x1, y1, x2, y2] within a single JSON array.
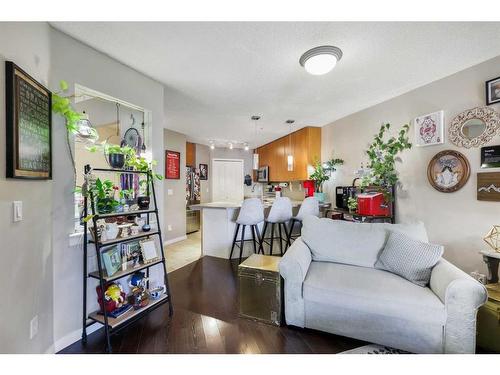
[[279, 216, 487, 354]]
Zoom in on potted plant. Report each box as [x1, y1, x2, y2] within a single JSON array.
[[137, 179, 151, 210], [309, 157, 344, 202], [361, 123, 412, 201], [119, 188, 136, 207], [105, 144, 126, 169], [92, 178, 120, 214], [347, 197, 358, 214]]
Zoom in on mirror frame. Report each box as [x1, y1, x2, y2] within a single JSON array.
[[449, 106, 500, 148]]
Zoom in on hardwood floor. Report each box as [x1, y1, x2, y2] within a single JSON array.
[[59, 256, 364, 354]]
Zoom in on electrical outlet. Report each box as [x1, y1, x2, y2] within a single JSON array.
[[167, 225, 172, 231], [30, 315, 38, 339]]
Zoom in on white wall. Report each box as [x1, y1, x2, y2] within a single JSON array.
[[49, 27, 166, 352], [196, 143, 211, 203], [0, 22, 54, 353], [163, 129, 187, 241], [322, 55, 500, 275]]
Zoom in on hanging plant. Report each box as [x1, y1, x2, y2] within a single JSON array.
[[309, 156, 344, 193], [52, 80, 85, 134], [361, 123, 412, 199]]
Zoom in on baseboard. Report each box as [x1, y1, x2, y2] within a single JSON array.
[[163, 235, 187, 246], [53, 324, 101, 353]]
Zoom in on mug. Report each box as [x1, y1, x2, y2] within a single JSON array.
[[149, 285, 166, 300]]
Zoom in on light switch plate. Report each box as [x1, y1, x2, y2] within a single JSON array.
[[13, 201, 22, 222], [167, 189, 174, 196]]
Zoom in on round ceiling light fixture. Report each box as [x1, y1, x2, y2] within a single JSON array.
[[299, 45, 343, 75]]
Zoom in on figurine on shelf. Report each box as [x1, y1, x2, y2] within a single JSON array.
[[96, 282, 127, 313], [129, 272, 150, 310]]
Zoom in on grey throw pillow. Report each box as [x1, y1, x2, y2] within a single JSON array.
[[375, 231, 443, 287]]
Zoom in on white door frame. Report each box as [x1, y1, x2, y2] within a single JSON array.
[[211, 158, 244, 202]]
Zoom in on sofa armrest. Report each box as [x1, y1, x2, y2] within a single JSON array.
[[430, 259, 488, 353], [279, 238, 312, 327]]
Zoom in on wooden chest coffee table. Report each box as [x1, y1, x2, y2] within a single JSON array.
[[238, 254, 283, 326]]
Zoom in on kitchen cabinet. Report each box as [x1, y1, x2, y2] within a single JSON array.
[[186, 142, 196, 167], [256, 126, 321, 182]]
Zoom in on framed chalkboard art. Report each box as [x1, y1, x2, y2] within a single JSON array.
[[5, 61, 52, 179]]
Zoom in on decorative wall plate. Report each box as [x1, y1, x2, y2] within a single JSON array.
[[448, 106, 500, 148], [427, 150, 470, 193]]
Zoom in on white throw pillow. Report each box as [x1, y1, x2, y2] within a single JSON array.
[[375, 231, 443, 287]]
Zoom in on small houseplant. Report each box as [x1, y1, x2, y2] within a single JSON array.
[[92, 178, 120, 214], [309, 157, 344, 202], [347, 197, 358, 214], [361, 123, 412, 201]]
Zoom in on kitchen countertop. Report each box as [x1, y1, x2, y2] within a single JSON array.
[[189, 200, 331, 210]]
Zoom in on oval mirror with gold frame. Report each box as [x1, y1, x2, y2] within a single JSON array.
[[448, 106, 500, 148]]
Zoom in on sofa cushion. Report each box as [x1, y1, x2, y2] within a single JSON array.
[[303, 261, 446, 326], [301, 216, 429, 268], [375, 231, 443, 287]]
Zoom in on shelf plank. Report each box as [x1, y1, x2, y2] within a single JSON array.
[[99, 230, 159, 247], [91, 168, 149, 174], [88, 294, 169, 329], [96, 209, 156, 219], [88, 259, 163, 282]]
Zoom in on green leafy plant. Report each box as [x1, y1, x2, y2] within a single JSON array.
[[89, 178, 120, 214], [347, 197, 358, 213], [361, 123, 412, 199], [309, 157, 344, 193], [119, 188, 135, 201]]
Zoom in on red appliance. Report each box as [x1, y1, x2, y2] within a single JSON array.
[[303, 180, 315, 198], [357, 192, 390, 216]]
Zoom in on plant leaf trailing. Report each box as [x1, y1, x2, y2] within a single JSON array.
[[361, 123, 412, 200], [309, 156, 344, 193]]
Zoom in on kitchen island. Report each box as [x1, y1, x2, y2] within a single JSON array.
[[189, 200, 330, 259]]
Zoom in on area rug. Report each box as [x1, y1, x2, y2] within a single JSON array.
[[340, 344, 410, 354]]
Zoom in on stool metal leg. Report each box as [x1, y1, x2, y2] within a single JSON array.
[[259, 221, 268, 254], [230, 224, 240, 260], [282, 222, 291, 251], [255, 224, 263, 254], [287, 219, 296, 247], [239, 225, 246, 263], [278, 223, 284, 256], [270, 223, 275, 256], [251, 225, 257, 254]]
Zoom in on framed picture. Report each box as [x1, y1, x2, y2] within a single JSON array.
[[414, 110, 444, 147], [427, 150, 470, 193], [5, 61, 52, 179], [165, 150, 180, 179], [481, 145, 500, 168], [199, 163, 208, 180], [486, 76, 500, 106], [477, 172, 500, 202], [101, 246, 122, 277], [140, 239, 160, 264]]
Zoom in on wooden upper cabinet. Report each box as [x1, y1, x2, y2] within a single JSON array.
[[256, 126, 321, 182], [186, 142, 196, 167]]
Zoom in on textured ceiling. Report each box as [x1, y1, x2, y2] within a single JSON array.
[[51, 22, 500, 148]]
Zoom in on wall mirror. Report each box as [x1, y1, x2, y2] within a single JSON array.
[[449, 106, 500, 148]]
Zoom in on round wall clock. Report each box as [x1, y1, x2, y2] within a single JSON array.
[[427, 150, 470, 193]]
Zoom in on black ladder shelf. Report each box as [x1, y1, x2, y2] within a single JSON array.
[[81, 164, 173, 353]]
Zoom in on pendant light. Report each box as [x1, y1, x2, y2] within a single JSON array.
[[251, 116, 261, 170], [286, 120, 295, 172]]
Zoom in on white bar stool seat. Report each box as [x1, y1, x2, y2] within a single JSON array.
[[260, 197, 293, 256], [230, 198, 265, 263]]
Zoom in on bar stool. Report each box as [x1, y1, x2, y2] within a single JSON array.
[[260, 197, 293, 256], [229, 198, 265, 263], [287, 197, 320, 244]]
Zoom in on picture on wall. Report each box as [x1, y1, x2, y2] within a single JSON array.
[[5, 61, 52, 179], [199, 163, 208, 180], [165, 150, 180, 179], [427, 150, 470, 193], [414, 110, 444, 147], [481, 145, 500, 168], [477, 172, 500, 202], [486, 76, 500, 106]]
